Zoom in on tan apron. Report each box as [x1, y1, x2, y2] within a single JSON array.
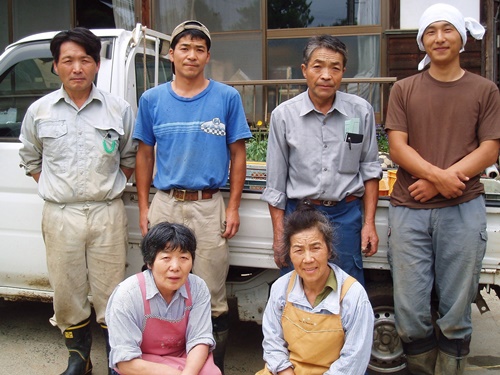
[[256, 272, 356, 375]]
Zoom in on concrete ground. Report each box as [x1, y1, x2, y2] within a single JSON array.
[[0, 290, 499, 375]]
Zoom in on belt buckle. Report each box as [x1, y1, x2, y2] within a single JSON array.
[[322, 200, 336, 207], [174, 189, 187, 201]]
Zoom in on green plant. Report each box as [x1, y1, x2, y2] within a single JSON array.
[[246, 122, 390, 161], [376, 125, 389, 153], [246, 121, 268, 162]]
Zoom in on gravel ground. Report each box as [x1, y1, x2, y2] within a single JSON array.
[[0, 297, 263, 375], [1, 291, 499, 374]]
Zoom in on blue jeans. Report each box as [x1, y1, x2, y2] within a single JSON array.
[[388, 196, 487, 345], [282, 198, 365, 286]]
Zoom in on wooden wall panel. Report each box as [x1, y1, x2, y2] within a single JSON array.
[[386, 33, 483, 80]]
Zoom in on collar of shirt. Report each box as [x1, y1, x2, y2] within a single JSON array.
[[287, 263, 342, 314], [299, 89, 350, 118], [52, 83, 103, 108], [144, 269, 188, 303], [313, 268, 338, 307]]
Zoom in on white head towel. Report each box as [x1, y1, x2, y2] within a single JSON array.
[[416, 3, 485, 70]]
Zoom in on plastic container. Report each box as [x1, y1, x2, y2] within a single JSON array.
[[388, 169, 397, 195], [379, 177, 389, 196]]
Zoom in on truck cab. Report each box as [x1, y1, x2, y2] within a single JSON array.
[[0, 25, 172, 301]]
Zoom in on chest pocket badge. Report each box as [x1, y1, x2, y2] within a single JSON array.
[[102, 130, 119, 154], [201, 118, 226, 136]]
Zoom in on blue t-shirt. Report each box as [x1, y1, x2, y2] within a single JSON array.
[[133, 80, 251, 190]]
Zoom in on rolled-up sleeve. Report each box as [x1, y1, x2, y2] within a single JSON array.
[[261, 110, 289, 210], [118, 104, 138, 170], [359, 106, 382, 182], [19, 109, 43, 176]]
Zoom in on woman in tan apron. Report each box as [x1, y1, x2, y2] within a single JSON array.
[[256, 200, 374, 375]]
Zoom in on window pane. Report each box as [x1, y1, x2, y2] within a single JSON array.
[[0, 0, 8, 52], [0, 46, 57, 139], [12, 0, 71, 41], [196, 0, 261, 31], [268, 0, 379, 29], [135, 54, 173, 103], [76, 0, 116, 29], [207, 33, 263, 81], [154, 0, 260, 34], [268, 35, 379, 79], [206, 33, 263, 121], [267, 35, 380, 109]]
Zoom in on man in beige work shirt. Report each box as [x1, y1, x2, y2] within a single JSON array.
[[19, 27, 137, 375]]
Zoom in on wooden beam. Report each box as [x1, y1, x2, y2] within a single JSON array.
[[141, 0, 150, 28]]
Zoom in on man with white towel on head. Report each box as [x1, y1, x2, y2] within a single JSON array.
[[385, 3, 500, 374]]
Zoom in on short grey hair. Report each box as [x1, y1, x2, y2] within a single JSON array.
[[303, 35, 348, 67]]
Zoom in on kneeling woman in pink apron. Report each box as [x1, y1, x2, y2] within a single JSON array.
[[106, 222, 221, 375], [256, 200, 374, 375]]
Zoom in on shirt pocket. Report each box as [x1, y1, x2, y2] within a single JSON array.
[[96, 128, 121, 156], [338, 140, 363, 174], [38, 120, 69, 173], [95, 128, 121, 175]]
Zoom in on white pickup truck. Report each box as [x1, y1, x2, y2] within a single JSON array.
[[1, 25, 499, 375]]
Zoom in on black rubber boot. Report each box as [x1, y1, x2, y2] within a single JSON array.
[[60, 318, 93, 375], [212, 313, 229, 375], [100, 324, 112, 375]]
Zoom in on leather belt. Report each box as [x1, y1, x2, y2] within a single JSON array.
[[308, 195, 358, 207], [164, 188, 219, 201]]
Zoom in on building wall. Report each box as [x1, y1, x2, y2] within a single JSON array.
[[386, 33, 483, 80]]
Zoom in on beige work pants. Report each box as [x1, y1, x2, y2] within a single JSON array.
[[148, 190, 229, 317], [42, 199, 127, 332]]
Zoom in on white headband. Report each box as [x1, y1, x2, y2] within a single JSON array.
[[416, 3, 485, 70]]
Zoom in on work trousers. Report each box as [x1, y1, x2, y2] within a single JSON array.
[[148, 190, 229, 317], [42, 199, 128, 332], [388, 196, 487, 346]]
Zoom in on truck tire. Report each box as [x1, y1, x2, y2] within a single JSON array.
[[367, 282, 408, 375]]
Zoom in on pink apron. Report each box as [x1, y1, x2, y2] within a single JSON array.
[[116, 272, 220, 374]]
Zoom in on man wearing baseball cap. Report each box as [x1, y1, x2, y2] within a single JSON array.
[[385, 3, 500, 374], [132, 20, 252, 374]]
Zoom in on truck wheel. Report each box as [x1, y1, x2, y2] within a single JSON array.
[[367, 283, 408, 375]]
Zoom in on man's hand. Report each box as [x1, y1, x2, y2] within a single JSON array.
[[221, 206, 240, 239], [430, 168, 468, 199], [361, 222, 378, 257], [273, 236, 288, 268], [408, 178, 439, 202]]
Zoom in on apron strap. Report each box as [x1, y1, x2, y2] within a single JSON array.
[[136, 272, 151, 315], [340, 276, 356, 302], [285, 271, 297, 296]]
